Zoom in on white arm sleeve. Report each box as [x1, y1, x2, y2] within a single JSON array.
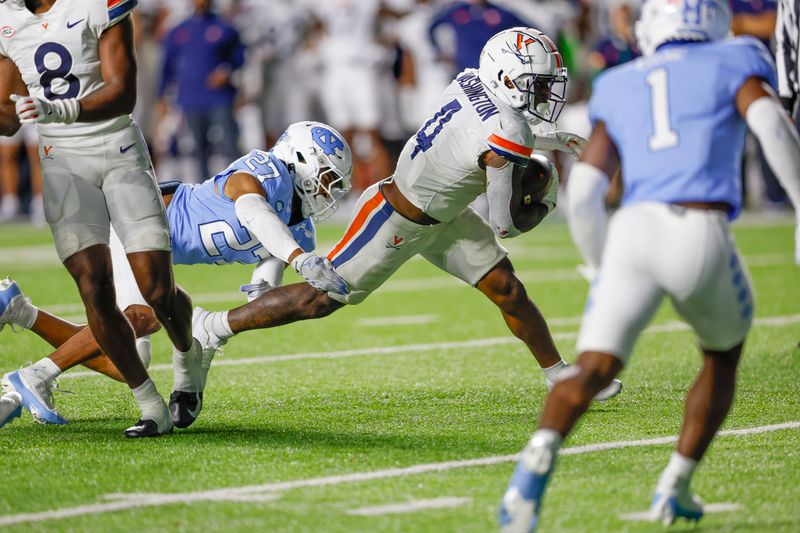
[[566, 162, 610, 275], [746, 96, 800, 213], [234, 193, 302, 264], [250, 256, 286, 288], [486, 162, 521, 239]]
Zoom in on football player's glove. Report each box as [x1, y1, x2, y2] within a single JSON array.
[[240, 279, 275, 302], [291, 253, 349, 295], [533, 131, 586, 156], [795, 221, 800, 266], [11, 94, 80, 125]]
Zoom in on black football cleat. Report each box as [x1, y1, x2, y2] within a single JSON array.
[[169, 390, 203, 429], [124, 419, 172, 438]]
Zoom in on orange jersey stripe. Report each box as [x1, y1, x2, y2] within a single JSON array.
[[488, 134, 533, 157], [327, 189, 385, 261], [108, 0, 124, 6]]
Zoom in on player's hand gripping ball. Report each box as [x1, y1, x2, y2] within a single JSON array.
[[511, 154, 557, 233]]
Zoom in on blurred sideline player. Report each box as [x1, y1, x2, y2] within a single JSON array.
[[0, 123, 43, 224], [0, 121, 352, 430], [0, 0, 199, 437], [776, 0, 800, 261], [499, 1, 800, 531], [311, 0, 396, 191], [192, 28, 623, 400]]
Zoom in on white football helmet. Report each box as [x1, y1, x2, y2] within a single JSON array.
[[635, 0, 732, 56], [478, 27, 567, 124], [272, 121, 353, 222]]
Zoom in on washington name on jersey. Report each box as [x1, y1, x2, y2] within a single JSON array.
[[393, 68, 534, 223]]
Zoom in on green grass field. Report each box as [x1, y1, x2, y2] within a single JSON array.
[[0, 217, 798, 532]]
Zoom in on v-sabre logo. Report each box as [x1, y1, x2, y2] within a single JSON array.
[[385, 235, 404, 250], [42, 146, 54, 160]]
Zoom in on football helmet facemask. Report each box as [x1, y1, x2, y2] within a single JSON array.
[[635, 0, 732, 56], [478, 27, 567, 125], [272, 122, 353, 222]]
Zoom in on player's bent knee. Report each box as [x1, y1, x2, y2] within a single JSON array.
[[139, 283, 174, 313], [124, 304, 161, 336]]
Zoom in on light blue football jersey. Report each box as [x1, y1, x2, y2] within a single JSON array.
[[589, 37, 777, 219], [167, 150, 315, 265]]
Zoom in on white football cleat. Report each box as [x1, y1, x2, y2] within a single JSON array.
[[3, 367, 68, 424], [648, 486, 704, 525], [0, 391, 22, 429], [545, 363, 623, 402], [0, 278, 34, 332]]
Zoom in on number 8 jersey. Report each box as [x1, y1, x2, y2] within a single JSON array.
[[0, 0, 136, 138]]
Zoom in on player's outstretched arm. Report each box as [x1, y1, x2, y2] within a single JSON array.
[[226, 172, 349, 295], [739, 77, 800, 265], [0, 55, 25, 136], [565, 121, 621, 280]]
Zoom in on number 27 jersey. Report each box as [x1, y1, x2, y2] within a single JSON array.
[[0, 0, 136, 138]]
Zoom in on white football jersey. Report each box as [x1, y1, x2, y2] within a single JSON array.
[[393, 68, 534, 223], [0, 0, 136, 138]]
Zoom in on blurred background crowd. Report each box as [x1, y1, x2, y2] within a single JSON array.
[[0, 0, 790, 224]]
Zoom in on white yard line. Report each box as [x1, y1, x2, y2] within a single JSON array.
[[0, 422, 796, 526], [6, 249, 793, 310], [59, 313, 800, 380], [619, 502, 742, 521], [346, 497, 472, 516], [356, 314, 438, 327]]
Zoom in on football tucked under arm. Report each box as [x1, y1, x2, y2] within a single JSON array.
[[509, 155, 558, 234]]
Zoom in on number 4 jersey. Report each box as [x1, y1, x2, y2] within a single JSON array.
[[393, 68, 534, 223], [0, 0, 136, 138], [167, 150, 315, 266], [589, 36, 777, 219]]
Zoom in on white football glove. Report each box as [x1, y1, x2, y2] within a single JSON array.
[[10, 94, 80, 124], [291, 252, 350, 295], [239, 279, 275, 302], [795, 220, 800, 266], [540, 165, 559, 213], [533, 131, 587, 156]]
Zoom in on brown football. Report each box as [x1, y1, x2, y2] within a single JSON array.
[[519, 154, 552, 208]]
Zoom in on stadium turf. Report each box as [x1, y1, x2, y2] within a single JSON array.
[[0, 217, 798, 532]]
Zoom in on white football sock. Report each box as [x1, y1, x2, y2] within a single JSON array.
[[17, 300, 38, 330], [521, 429, 563, 473], [136, 336, 152, 369], [172, 339, 201, 392], [27, 357, 62, 382], [206, 311, 234, 340], [131, 378, 166, 422], [542, 359, 568, 383], [657, 452, 698, 491]]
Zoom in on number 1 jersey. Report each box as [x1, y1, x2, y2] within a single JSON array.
[[589, 37, 776, 219], [0, 0, 136, 138]]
